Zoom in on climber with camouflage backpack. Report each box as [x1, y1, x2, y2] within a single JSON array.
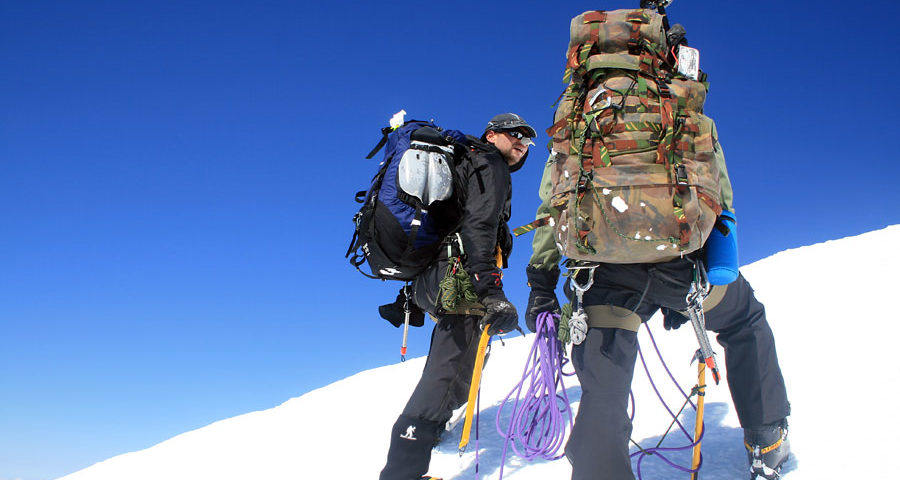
[[520, 3, 791, 480], [362, 112, 536, 480]]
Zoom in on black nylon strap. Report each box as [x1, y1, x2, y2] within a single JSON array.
[[405, 206, 424, 254], [366, 126, 393, 159]]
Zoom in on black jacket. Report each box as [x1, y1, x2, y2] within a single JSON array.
[[458, 137, 512, 288]]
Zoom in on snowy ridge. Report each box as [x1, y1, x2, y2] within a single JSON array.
[[59, 225, 900, 480]]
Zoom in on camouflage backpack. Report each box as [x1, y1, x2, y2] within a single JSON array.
[[544, 5, 723, 263]]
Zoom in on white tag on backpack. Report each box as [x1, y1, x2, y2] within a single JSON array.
[[389, 110, 407, 130], [677, 46, 700, 80]]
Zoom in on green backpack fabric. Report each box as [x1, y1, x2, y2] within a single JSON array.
[[545, 8, 723, 263]]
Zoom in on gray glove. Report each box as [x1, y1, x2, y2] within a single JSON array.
[[479, 294, 519, 336]]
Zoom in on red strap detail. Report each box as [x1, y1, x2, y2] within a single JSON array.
[[657, 98, 675, 166], [697, 192, 723, 215], [566, 45, 581, 70], [547, 117, 568, 137], [583, 11, 607, 23], [626, 10, 645, 53], [582, 138, 595, 172], [679, 220, 692, 246], [581, 12, 606, 50]]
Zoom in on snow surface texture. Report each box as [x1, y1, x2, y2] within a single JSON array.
[[58, 225, 900, 480]]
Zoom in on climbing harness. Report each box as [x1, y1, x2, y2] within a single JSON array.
[[495, 312, 574, 479]]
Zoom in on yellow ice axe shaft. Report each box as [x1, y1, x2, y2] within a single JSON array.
[[458, 248, 503, 451], [458, 326, 491, 452], [691, 357, 707, 480]]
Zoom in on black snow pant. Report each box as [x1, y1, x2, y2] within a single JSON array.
[[379, 314, 482, 480], [565, 259, 791, 480]]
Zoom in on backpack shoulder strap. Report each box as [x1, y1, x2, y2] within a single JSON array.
[[464, 135, 493, 154]]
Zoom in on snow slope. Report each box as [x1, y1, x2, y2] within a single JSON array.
[[58, 225, 900, 480]]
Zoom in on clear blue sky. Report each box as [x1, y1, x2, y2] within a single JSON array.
[[2, 1, 898, 479]]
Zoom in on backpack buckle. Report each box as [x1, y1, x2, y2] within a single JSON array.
[[576, 171, 593, 193], [675, 164, 689, 194]]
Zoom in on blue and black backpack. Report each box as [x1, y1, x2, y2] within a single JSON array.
[[346, 119, 467, 281]]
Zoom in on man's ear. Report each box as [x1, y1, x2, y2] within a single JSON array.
[[484, 130, 497, 144]]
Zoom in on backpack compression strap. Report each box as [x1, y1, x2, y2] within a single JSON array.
[[366, 125, 395, 159], [365, 119, 432, 159]]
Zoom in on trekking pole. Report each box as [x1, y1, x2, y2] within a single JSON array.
[[459, 326, 491, 453], [690, 349, 707, 480]]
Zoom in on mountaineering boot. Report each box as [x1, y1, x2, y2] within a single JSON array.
[[379, 414, 443, 480], [744, 419, 790, 479]]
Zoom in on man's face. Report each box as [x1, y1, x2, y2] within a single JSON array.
[[485, 129, 532, 166]]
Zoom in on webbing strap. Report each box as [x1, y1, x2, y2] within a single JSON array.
[[583, 11, 607, 53], [405, 207, 424, 254], [513, 215, 551, 236], [745, 435, 785, 456], [568, 86, 599, 254], [583, 11, 607, 23], [584, 304, 642, 332], [547, 116, 568, 137], [626, 10, 646, 54], [365, 126, 393, 159]]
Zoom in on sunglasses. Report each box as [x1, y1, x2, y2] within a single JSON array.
[[502, 129, 534, 146], [503, 130, 528, 140]]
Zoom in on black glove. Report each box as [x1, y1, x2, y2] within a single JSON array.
[[661, 307, 689, 330], [479, 294, 519, 336], [378, 287, 425, 328], [525, 265, 561, 333]]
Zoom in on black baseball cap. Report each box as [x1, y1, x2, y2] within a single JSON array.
[[483, 113, 537, 138]]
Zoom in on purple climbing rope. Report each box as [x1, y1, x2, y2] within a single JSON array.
[[488, 314, 707, 479], [630, 323, 705, 478], [495, 312, 574, 479]]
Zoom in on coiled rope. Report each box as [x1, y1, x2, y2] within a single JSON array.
[[495, 312, 574, 478], [491, 313, 706, 479]]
